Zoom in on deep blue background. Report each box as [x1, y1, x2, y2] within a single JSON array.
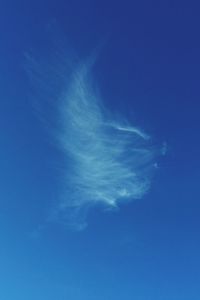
[[0, 1, 200, 299]]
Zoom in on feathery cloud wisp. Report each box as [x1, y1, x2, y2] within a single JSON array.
[[57, 61, 157, 228]]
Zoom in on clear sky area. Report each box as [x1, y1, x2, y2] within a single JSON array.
[[0, 1, 200, 299]]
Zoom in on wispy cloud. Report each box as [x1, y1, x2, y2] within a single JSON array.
[[56, 60, 158, 229], [26, 41, 160, 230]]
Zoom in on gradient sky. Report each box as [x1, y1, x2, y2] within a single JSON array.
[[1, 1, 200, 299]]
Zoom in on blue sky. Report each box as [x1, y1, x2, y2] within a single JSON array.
[[1, 0, 200, 299]]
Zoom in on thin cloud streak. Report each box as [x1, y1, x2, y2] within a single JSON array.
[[57, 61, 157, 228], [25, 33, 161, 229]]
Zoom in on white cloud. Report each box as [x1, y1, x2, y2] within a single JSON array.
[[56, 61, 157, 229], [26, 40, 160, 229]]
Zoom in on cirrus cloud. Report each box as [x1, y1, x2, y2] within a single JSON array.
[[56, 60, 158, 229]]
